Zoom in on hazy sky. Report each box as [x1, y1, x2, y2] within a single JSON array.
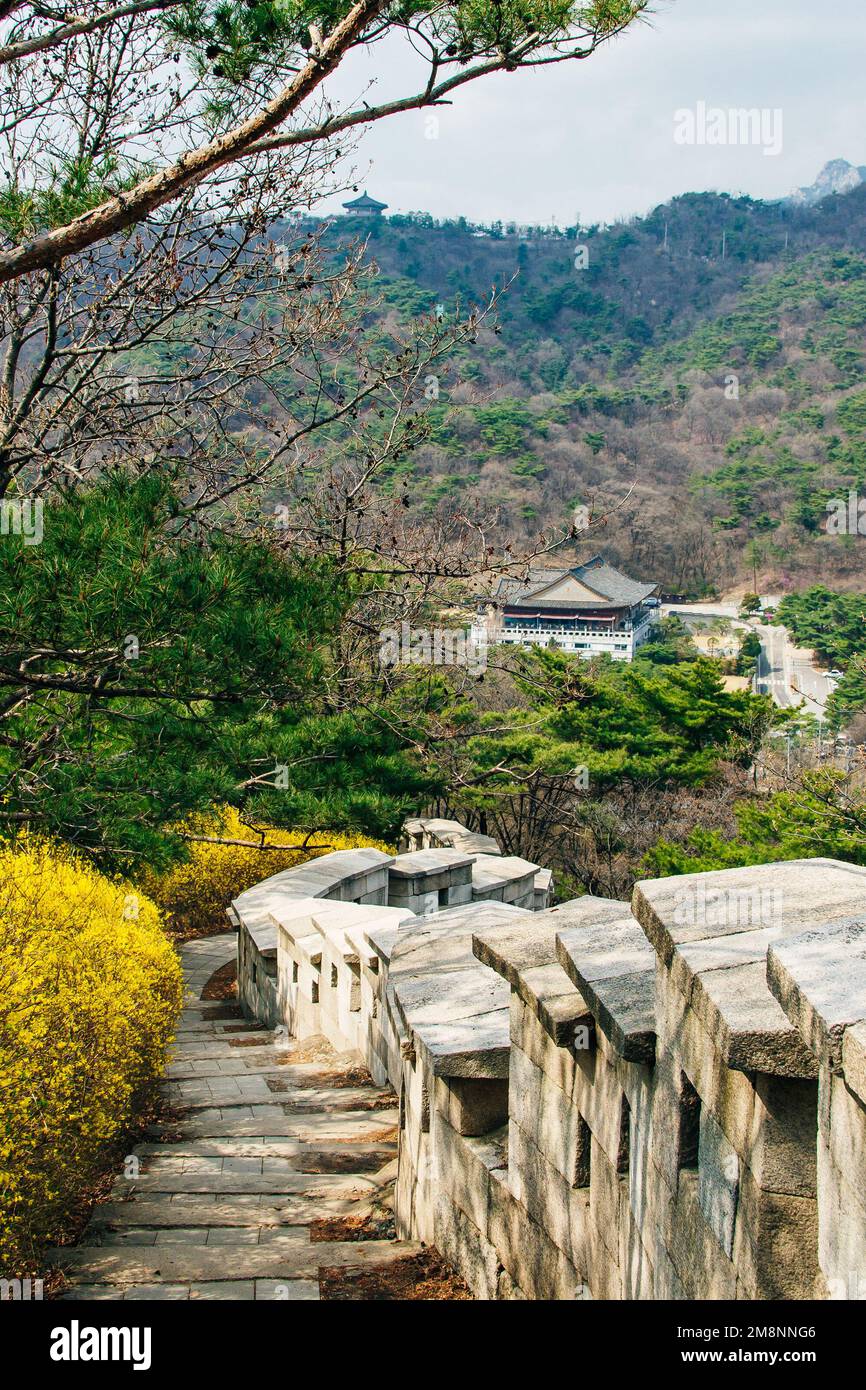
[[317, 0, 866, 225]]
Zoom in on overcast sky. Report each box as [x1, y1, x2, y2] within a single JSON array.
[[317, 0, 866, 226]]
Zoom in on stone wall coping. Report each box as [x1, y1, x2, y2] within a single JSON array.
[[365, 923, 402, 967], [404, 817, 500, 853], [287, 930, 324, 969], [232, 823, 866, 1303], [448, 832, 502, 856], [842, 1019, 866, 1104], [242, 917, 278, 957], [696, 960, 818, 1078], [557, 919, 657, 1064], [231, 847, 394, 924], [419, 817, 473, 837], [420, 817, 502, 857], [389, 901, 528, 1079], [410, 1009, 511, 1079], [633, 860, 866, 1078], [271, 898, 412, 961], [388, 847, 475, 878], [633, 859, 866, 965], [472, 897, 626, 987], [313, 906, 414, 963], [470, 902, 608, 1046], [471, 853, 540, 891], [393, 964, 510, 1069], [514, 961, 593, 1048], [556, 913, 656, 985], [390, 901, 527, 977], [767, 917, 866, 1073], [342, 923, 385, 969]]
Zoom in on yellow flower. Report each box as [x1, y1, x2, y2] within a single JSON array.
[[139, 806, 393, 936], [0, 838, 182, 1274]]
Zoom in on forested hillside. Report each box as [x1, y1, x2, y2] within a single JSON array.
[[311, 181, 866, 598]]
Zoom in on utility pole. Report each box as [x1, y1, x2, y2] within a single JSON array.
[[663, 219, 669, 253], [721, 229, 727, 260]]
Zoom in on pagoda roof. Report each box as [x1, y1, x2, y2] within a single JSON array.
[[342, 190, 388, 211]]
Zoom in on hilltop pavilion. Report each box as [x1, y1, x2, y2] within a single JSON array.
[[342, 191, 389, 215]]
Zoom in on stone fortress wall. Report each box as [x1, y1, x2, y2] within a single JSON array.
[[230, 818, 866, 1299]]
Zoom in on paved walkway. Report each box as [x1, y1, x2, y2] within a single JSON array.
[[56, 933, 421, 1300]]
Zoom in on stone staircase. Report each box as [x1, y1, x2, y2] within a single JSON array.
[[54, 934, 427, 1301]]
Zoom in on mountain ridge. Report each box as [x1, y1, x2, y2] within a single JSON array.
[[305, 179, 866, 601], [787, 157, 866, 208]]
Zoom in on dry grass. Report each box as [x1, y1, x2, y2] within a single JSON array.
[[320, 1248, 473, 1300], [200, 960, 238, 1001]]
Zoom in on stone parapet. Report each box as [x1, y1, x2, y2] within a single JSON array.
[[766, 906, 866, 1298], [231, 848, 393, 1026], [387, 847, 474, 916], [471, 854, 540, 909], [234, 828, 866, 1300], [402, 816, 502, 858]]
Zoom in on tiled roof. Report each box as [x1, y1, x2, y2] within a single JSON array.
[[342, 191, 388, 210], [490, 557, 656, 611]]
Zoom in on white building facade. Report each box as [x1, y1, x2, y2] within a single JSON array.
[[472, 556, 659, 662]]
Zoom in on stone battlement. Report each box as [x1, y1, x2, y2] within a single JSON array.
[[233, 829, 866, 1300]]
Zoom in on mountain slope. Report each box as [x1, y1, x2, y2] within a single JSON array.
[[315, 180, 866, 599]]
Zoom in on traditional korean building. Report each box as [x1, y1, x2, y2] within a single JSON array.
[[341, 191, 389, 215], [472, 554, 659, 661]]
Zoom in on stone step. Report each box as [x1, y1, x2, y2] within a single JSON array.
[[172, 1023, 263, 1038], [177, 1010, 252, 1022], [266, 1089, 395, 1114], [109, 1161, 394, 1195], [53, 1239, 423, 1285], [140, 1155, 302, 1175], [106, 1175, 377, 1208], [162, 1078, 278, 1105], [62, 932, 425, 1302], [113, 1173, 321, 1196], [168, 1044, 279, 1062], [149, 1106, 398, 1140], [91, 1225, 310, 1247], [165, 1059, 289, 1079], [57, 1279, 319, 1301], [162, 1081, 393, 1113], [90, 1194, 368, 1228], [136, 1138, 303, 1158]]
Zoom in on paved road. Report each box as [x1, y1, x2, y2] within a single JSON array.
[[750, 623, 834, 717], [661, 605, 833, 716], [787, 644, 835, 717], [755, 623, 794, 707]]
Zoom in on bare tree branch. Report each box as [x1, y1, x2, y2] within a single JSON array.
[[0, 0, 187, 65], [0, 0, 386, 282]]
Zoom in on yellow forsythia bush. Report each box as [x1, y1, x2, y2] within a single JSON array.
[[0, 839, 183, 1273], [139, 806, 394, 938]]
